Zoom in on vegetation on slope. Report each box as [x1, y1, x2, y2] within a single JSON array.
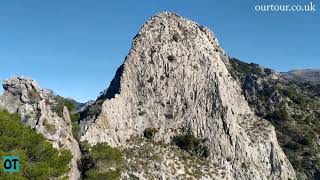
[[0, 110, 72, 179], [172, 134, 210, 158], [122, 138, 222, 179], [80, 142, 123, 180], [52, 96, 81, 141], [229, 58, 320, 179]]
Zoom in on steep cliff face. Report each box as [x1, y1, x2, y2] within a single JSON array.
[[0, 76, 80, 180], [80, 12, 296, 179]]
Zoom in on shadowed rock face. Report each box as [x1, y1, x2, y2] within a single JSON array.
[[0, 76, 80, 180], [80, 12, 296, 179]]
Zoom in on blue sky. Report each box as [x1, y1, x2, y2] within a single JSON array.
[[0, 0, 319, 102]]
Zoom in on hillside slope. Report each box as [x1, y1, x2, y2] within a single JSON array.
[[0, 77, 81, 180], [229, 58, 320, 180]]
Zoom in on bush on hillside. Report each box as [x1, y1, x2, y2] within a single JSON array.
[[52, 97, 77, 118], [298, 136, 314, 146], [143, 128, 158, 140], [265, 107, 290, 122], [80, 142, 123, 180], [172, 133, 210, 158], [51, 97, 81, 140], [0, 110, 72, 179], [229, 59, 263, 76]]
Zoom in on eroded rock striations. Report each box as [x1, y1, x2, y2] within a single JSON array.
[[0, 76, 80, 180], [80, 12, 296, 179]]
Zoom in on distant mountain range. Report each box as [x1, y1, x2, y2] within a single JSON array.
[[282, 69, 320, 84]]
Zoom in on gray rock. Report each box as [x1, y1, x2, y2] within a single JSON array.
[[80, 12, 296, 179]]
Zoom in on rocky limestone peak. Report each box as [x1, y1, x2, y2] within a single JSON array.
[[3, 76, 41, 93], [80, 13, 296, 179], [0, 76, 80, 180]]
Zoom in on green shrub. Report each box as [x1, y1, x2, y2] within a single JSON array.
[[265, 107, 289, 122], [72, 123, 80, 142], [51, 97, 81, 143], [70, 112, 80, 122], [43, 119, 57, 135], [291, 160, 303, 171], [279, 88, 308, 106], [284, 142, 299, 151], [52, 101, 65, 117], [143, 128, 158, 140], [0, 110, 72, 179], [230, 59, 263, 76], [52, 97, 77, 117], [81, 142, 123, 180], [85, 169, 122, 180], [264, 68, 273, 75], [315, 159, 320, 167], [172, 134, 210, 158], [298, 136, 314, 146]]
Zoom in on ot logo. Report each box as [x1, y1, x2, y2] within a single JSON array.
[[2, 156, 20, 173]]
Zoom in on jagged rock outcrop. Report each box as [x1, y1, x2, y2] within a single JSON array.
[[80, 12, 296, 179], [0, 76, 80, 180]]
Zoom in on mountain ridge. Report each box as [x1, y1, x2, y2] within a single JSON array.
[[1, 12, 320, 180], [79, 12, 295, 179]]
